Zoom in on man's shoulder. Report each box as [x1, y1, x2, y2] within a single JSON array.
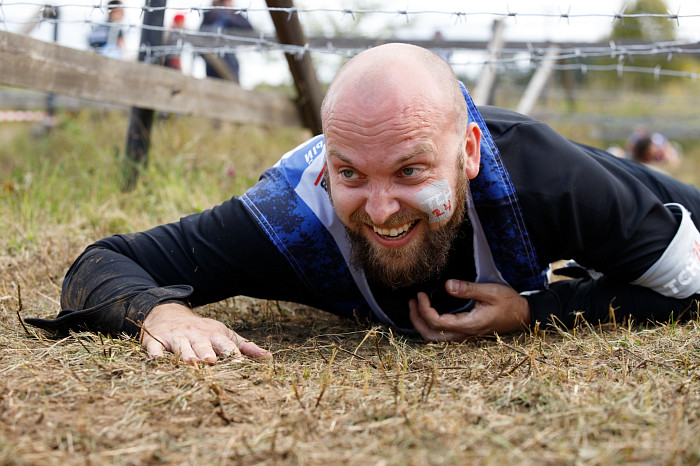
[[478, 105, 539, 129], [477, 106, 561, 153]]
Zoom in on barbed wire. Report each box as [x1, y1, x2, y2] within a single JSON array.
[[10, 14, 696, 60], [140, 42, 700, 81], [2, 2, 700, 23], [139, 34, 700, 61], [141, 23, 700, 68], [2, 2, 699, 81], [553, 63, 698, 79]]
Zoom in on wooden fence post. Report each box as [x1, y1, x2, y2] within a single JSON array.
[[266, 0, 323, 135], [516, 46, 560, 115], [44, 5, 59, 127], [473, 19, 505, 106], [122, 0, 166, 191]]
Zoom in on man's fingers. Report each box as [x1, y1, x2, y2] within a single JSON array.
[[411, 282, 530, 339], [409, 298, 429, 334], [143, 335, 166, 359], [141, 304, 272, 364], [231, 332, 272, 360], [150, 332, 270, 364], [174, 336, 200, 363], [237, 338, 273, 360], [191, 336, 225, 364], [415, 292, 465, 332], [445, 279, 481, 299], [409, 297, 457, 342], [209, 331, 244, 359]]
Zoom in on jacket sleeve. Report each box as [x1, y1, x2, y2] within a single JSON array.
[[526, 275, 698, 328], [25, 196, 316, 337]]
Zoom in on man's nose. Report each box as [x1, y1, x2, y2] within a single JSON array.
[[365, 183, 400, 225]]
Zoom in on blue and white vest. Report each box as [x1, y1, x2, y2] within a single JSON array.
[[241, 84, 547, 329]]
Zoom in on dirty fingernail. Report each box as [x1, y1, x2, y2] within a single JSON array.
[[446, 279, 459, 293]]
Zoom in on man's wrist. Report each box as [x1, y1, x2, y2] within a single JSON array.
[[517, 293, 533, 330], [124, 285, 193, 336]]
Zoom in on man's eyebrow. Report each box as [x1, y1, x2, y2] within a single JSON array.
[[326, 146, 432, 166], [326, 148, 350, 164], [396, 146, 432, 165]]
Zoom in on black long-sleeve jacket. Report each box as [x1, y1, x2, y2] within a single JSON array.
[[26, 107, 700, 336]]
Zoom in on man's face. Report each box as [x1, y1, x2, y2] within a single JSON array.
[[109, 7, 124, 22], [324, 102, 475, 288]]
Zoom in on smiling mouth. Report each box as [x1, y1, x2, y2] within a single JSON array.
[[371, 220, 419, 239]]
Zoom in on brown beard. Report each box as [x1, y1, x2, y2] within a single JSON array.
[[327, 155, 469, 289]]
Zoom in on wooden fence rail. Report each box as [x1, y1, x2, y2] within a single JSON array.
[[0, 30, 303, 128]]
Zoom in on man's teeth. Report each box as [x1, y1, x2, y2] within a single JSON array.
[[372, 221, 416, 238]]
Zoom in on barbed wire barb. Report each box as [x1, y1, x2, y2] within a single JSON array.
[[667, 7, 680, 26], [506, 5, 517, 24], [613, 4, 627, 24], [452, 11, 466, 24], [239, 6, 250, 21], [558, 6, 571, 25], [397, 8, 409, 24], [341, 8, 355, 21]]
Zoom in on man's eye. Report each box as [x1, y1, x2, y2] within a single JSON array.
[[340, 169, 356, 179], [401, 167, 422, 177]]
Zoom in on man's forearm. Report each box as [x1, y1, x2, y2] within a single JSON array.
[[526, 275, 698, 329], [25, 245, 194, 336]]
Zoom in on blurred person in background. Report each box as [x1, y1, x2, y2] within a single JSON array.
[[199, 0, 253, 82], [87, 0, 125, 59], [164, 12, 187, 71], [629, 128, 681, 167]]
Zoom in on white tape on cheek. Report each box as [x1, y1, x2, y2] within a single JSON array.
[[415, 179, 454, 223]]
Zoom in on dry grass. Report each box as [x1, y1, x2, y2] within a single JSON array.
[[2, 232, 699, 465], [1, 106, 700, 464]]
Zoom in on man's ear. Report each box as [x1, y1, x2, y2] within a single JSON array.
[[464, 122, 481, 179]]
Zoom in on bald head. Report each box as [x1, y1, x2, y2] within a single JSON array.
[[321, 43, 467, 135]]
